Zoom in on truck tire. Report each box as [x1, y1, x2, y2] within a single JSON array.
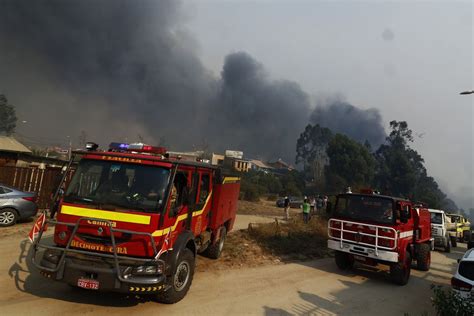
[[205, 226, 227, 259], [0, 208, 19, 227], [448, 237, 455, 250], [390, 251, 411, 286], [463, 231, 470, 243], [415, 244, 431, 271], [156, 248, 195, 304], [335, 251, 353, 270], [446, 237, 458, 252]]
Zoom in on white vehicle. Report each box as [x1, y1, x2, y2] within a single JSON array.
[[452, 248, 474, 300], [429, 209, 455, 252]]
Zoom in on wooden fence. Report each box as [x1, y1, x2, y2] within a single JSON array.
[[0, 166, 70, 210]]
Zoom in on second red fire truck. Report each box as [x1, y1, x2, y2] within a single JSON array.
[[328, 190, 433, 285], [31, 142, 240, 303]]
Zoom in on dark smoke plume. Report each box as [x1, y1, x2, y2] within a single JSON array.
[[209, 52, 311, 160], [0, 0, 384, 163], [310, 98, 386, 149]]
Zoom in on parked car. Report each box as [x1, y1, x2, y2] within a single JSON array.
[[452, 248, 474, 300], [276, 196, 303, 208], [0, 184, 38, 227]]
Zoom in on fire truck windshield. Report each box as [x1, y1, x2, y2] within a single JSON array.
[[64, 159, 170, 213], [334, 194, 395, 225]]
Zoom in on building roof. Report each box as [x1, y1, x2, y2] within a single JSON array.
[[0, 136, 32, 154], [249, 159, 273, 169]]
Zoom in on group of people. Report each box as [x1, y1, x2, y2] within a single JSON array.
[[283, 195, 328, 223]]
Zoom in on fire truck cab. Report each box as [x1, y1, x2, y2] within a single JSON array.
[[328, 190, 432, 285], [32, 142, 240, 303]]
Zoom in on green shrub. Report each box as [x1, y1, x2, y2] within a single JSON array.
[[242, 183, 261, 202], [431, 285, 474, 316]]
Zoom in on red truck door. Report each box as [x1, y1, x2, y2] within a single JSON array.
[[155, 168, 193, 242], [190, 169, 212, 236]]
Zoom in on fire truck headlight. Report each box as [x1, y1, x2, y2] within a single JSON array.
[[43, 249, 61, 264], [132, 263, 164, 276]]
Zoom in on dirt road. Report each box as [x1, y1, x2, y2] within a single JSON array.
[[0, 220, 462, 316]]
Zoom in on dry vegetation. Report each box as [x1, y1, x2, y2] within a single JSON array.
[[197, 215, 330, 272], [237, 198, 285, 217]]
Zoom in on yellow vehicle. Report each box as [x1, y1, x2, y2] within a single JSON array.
[[446, 213, 471, 246]]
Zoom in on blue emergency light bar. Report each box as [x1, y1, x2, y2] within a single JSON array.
[[109, 142, 129, 151], [109, 142, 166, 155]]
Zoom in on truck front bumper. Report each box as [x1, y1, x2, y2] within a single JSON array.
[[433, 236, 448, 247], [39, 256, 167, 294], [328, 239, 398, 263]]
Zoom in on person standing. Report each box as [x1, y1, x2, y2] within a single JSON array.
[[284, 196, 290, 220], [302, 198, 311, 223], [310, 196, 316, 215], [316, 195, 324, 214]]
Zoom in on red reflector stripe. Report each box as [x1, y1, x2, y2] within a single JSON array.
[[22, 196, 36, 202]]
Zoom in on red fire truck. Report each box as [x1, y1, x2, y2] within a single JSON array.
[[31, 142, 240, 303], [327, 190, 433, 285]]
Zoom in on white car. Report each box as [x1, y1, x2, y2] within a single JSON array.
[[452, 248, 474, 299]]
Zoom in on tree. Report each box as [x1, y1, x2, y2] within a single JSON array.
[[295, 124, 333, 187], [375, 120, 448, 208], [325, 134, 375, 192], [0, 94, 17, 136], [375, 121, 423, 197]]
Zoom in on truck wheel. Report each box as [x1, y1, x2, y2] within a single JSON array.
[[448, 237, 454, 250], [415, 244, 431, 271], [156, 248, 195, 304], [390, 251, 411, 286], [463, 231, 470, 242], [335, 251, 353, 270], [205, 226, 227, 259], [0, 208, 18, 227], [446, 238, 458, 252]]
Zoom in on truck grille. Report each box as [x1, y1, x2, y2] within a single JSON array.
[[77, 233, 131, 246]]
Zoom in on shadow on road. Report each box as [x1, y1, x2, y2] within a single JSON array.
[[8, 237, 154, 307], [262, 246, 462, 315]]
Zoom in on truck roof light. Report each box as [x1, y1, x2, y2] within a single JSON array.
[[85, 142, 99, 151], [127, 143, 167, 155], [109, 142, 129, 151]]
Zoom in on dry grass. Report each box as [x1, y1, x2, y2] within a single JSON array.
[[196, 230, 281, 271], [247, 216, 330, 260], [237, 198, 286, 217], [197, 215, 330, 272]]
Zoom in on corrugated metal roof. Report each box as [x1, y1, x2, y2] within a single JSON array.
[[0, 136, 32, 153]]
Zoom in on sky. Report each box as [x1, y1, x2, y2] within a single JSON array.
[[185, 0, 473, 209], [0, 0, 472, 209]]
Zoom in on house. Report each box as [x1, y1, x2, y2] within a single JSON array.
[[0, 136, 32, 166], [249, 159, 274, 173], [231, 158, 251, 172], [211, 153, 225, 166], [268, 158, 293, 171], [0, 136, 65, 167]]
